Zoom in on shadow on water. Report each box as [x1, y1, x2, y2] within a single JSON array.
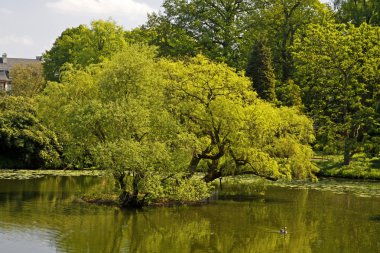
[[369, 215, 380, 221], [216, 194, 292, 204], [216, 194, 263, 202]]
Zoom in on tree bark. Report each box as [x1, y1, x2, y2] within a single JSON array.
[[204, 160, 221, 182], [118, 173, 144, 209], [187, 155, 201, 178], [343, 138, 352, 165]]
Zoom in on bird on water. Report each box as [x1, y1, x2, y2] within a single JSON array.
[[279, 226, 287, 234]]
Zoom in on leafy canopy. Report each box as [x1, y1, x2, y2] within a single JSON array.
[[38, 45, 202, 206], [293, 22, 380, 164], [43, 19, 127, 82], [0, 96, 62, 169], [161, 55, 317, 181], [9, 62, 46, 97]]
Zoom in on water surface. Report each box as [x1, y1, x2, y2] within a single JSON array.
[[0, 176, 379, 253]]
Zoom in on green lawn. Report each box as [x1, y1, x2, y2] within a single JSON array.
[[315, 154, 380, 180]]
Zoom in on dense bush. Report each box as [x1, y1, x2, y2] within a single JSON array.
[[0, 96, 62, 169]]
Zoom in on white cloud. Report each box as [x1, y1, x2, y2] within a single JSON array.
[[0, 35, 34, 46], [0, 8, 13, 15], [46, 0, 154, 16]]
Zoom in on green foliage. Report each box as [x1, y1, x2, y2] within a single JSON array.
[[0, 96, 62, 169], [163, 176, 213, 202], [161, 55, 317, 181], [9, 62, 46, 97], [316, 154, 380, 180], [250, 0, 331, 81], [334, 0, 380, 26], [43, 19, 127, 81], [146, 0, 256, 69], [276, 79, 303, 108], [38, 44, 196, 206], [293, 22, 380, 164], [216, 175, 267, 197], [246, 37, 276, 102], [144, 12, 199, 58]]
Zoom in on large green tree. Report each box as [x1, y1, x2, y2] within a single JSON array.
[[293, 22, 380, 164], [334, 0, 380, 25], [145, 0, 256, 69], [161, 55, 317, 182], [143, 0, 330, 81], [255, 0, 330, 81], [38, 45, 202, 207], [0, 96, 62, 169], [43, 19, 127, 81]]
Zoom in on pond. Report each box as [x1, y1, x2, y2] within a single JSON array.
[[0, 175, 379, 253]]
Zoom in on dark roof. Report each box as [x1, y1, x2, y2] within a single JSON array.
[[0, 58, 41, 70]]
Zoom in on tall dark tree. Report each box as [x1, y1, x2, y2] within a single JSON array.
[[256, 0, 330, 82], [246, 37, 276, 102], [145, 0, 257, 69], [293, 22, 380, 165], [334, 0, 380, 25], [134, 0, 331, 80]]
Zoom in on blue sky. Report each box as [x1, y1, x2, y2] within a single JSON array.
[[0, 0, 162, 58], [1, 0, 331, 59]]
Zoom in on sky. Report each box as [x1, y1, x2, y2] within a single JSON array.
[[0, 0, 163, 58], [1, 0, 331, 59]]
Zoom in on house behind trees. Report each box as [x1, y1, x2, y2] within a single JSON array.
[[0, 53, 42, 92]]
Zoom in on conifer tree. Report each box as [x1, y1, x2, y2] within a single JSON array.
[[246, 38, 276, 102]]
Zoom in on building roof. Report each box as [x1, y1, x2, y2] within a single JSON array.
[[0, 58, 41, 70]]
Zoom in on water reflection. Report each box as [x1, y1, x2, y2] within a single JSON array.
[[0, 177, 379, 253]]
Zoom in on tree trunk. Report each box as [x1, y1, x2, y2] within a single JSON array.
[[115, 172, 126, 192], [187, 155, 201, 178], [118, 174, 143, 209], [343, 138, 351, 165], [204, 160, 221, 182]]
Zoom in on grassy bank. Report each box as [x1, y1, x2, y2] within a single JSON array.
[[217, 174, 380, 198], [315, 154, 380, 180]]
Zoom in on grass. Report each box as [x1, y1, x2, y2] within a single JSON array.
[[216, 174, 380, 198], [315, 154, 380, 180]]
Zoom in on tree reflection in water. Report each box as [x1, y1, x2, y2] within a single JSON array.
[[0, 177, 379, 253]]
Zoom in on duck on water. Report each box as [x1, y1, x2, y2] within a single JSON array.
[[279, 227, 287, 234]]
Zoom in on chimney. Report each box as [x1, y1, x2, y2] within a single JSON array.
[[2, 53, 7, 64]]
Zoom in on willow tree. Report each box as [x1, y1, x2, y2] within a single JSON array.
[[293, 22, 380, 164], [38, 45, 193, 207], [161, 55, 317, 182]]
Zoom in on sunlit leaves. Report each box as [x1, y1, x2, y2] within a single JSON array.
[[293, 22, 380, 163], [43, 20, 127, 82], [161, 55, 316, 180]]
